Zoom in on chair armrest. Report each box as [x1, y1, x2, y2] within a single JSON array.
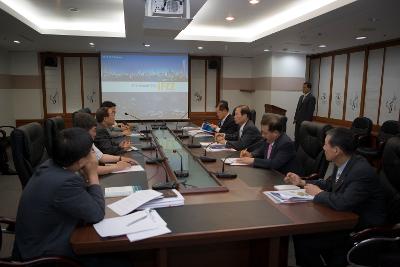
[[301, 173, 320, 180], [0, 256, 81, 266], [350, 224, 400, 243], [0, 217, 16, 233]]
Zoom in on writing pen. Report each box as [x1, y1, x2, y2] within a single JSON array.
[[126, 213, 148, 227]]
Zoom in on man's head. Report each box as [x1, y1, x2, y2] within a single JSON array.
[[234, 105, 251, 126], [73, 112, 97, 139], [216, 100, 229, 120], [323, 127, 355, 162], [53, 128, 93, 170], [302, 82, 312, 94], [96, 107, 115, 127], [260, 114, 283, 144], [101, 101, 116, 116]]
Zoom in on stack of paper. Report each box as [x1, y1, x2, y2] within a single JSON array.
[[138, 189, 184, 209], [182, 126, 200, 131], [221, 158, 249, 166], [126, 146, 139, 151], [93, 209, 171, 242], [200, 142, 214, 147], [104, 185, 142, 198], [264, 189, 314, 204], [107, 190, 163, 216], [206, 144, 236, 152], [273, 185, 300, 190], [187, 129, 213, 137], [110, 165, 144, 174]]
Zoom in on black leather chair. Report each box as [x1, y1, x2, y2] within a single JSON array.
[[0, 216, 81, 266], [249, 109, 256, 124], [347, 136, 400, 266], [0, 126, 16, 175], [10, 122, 48, 189], [263, 113, 288, 133], [296, 121, 332, 178], [357, 120, 400, 165], [44, 116, 65, 158], [351, 117, 373, 148]]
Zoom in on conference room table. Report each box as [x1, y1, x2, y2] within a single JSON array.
[[70, 123, 358, 267]]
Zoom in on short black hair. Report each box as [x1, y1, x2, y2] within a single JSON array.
[[261, 114, 283, 133], [101, 101, 116, 108], [236, 105, 251, 118], [96, 107, 110, 123], [304, 82, 312, 89], [73, 112, 96, 130], [53, 128, 93, 167], [217, 100, 229, 111], [326, 127, 355, 155]]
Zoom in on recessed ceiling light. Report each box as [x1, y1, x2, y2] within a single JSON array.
[[144, 43, 151, 47], [13, 40, 20, 44], [249, 0, 260, 4], [68, 7, 79, 12], [225, 16, 235, 21], [356, 36, 367, 40], [263, 49, 270, 52], [197, 46, 203, 50], [318, 44, 327, 48], [89, 42, 95, 46]]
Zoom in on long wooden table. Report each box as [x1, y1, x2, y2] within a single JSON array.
[[71, 125, 357, 267]]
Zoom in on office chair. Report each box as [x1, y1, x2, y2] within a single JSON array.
[[0, 216, 81, 266], [0, 126, 16, 175], [44, 116, 65, 158], [249, 109, 256, 124], [296, 121, 332, 178], [348, 136, 400, 266], [350, 117, 373, 148], [10, 122, 48, 189]]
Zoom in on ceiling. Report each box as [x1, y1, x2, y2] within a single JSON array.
[[0, 0, 399, 57]]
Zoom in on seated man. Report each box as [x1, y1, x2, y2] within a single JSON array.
[[210, 100, 238, 137], [215, 105, 262, 152], [101, 101, 132, 137], [237, 113, 299, 174], [74, 112, 138, 175], [13, 128, 105, 261], [95, 107, 132, 155], [284, 127, 386, 267]]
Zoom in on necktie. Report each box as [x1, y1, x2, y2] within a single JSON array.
[[239, 128, 243, 138], [266, 143, 273, 159], [218, 120, 222, 127], [335, 169, 342, 183]]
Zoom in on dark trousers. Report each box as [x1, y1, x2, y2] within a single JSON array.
[[293, 230, 350, 267]]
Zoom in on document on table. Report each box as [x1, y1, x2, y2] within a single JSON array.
[[107, 190, 163, 216], [206, 144, 236, 152], [111, 165, 145, 173], [221, 158, 249, 166], [126, 146, 139, 151], [264, 189, 314, 204], [129, 133, 142, 137], [199, 142, 214, 147]]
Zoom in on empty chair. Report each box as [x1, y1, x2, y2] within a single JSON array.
[[357, 120, 400, 165], [263, 113, 288, 133], [10, 122, 48, 188], [351, 117, 373, 148], [44, 116, 65, 157], [296, 121, 332, 178]]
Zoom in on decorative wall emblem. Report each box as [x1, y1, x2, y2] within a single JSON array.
[[385, 93, 398, 114], [335, 93, 342, 106], [320, 92, 328, 104], [350, 95, 359, 111], [49, 91, 59, 104], [87, 90, 97, 103], [194, 92, 202, 102]]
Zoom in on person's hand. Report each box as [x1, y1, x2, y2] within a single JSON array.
[[210, 123, 218, 130], [119, 139, 131, 149], [121, 156, 138, 165], [82, 152, 99, 185], [304, 184, 323, 196], [215, 133, 226, 144], [240, 149, 252, 158], [236, 157, 254, 165], [122, 129, 132, 136], [284, 172, 305, 187], [114, 161, 131, 171], [120, 124, 129, 131]]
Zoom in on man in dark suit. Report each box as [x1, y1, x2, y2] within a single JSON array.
[[95, 107, 131, 155], [237, 113, 299, 175], [294, 82, 316, 148], [215, 105, 262, 152], [13, 128, 105, 261], [101, 101, 132, 137], [210, 100, 238, 137], [285, 127, 386, 267]]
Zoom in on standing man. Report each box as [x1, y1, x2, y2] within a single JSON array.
[[215, 105, 262, 152], [237, 113, 299, 175], [210, 100, 238, 139], [294, 82, 316, 148], [284, 127, 386, 267]]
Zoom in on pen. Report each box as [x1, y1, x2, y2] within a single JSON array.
[[126, 209, 151, 227]]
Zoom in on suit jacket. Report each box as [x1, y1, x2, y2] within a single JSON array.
[[95, 123, 125, 155], [13, 159, 105, 260], [226, 120, 262, 152], [311, 155, 386, 229], [251, 133, 300, 175], [218, 114, 238, 138], [294, 93, 316, 123]]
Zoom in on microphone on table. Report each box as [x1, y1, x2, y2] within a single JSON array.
[[145, 137, 165, 164], [173, 111, 189, 133], [124, 112, 151, 135], [199, 142, 217, 163], [186, 132, 204, 148], [132, 150, 177, 190], [172, 149, 189, 178]]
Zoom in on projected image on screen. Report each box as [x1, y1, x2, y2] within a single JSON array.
[[101, 53, 188, 120]]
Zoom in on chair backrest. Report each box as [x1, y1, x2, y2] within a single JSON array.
[[263, 113, 288, 133], [351, 117, 373, 136], [296, 121, 332, 176], [44, 116, 65, 157], [249, 109, 256, 124], [378, 120, 400, 144], [10, 122, 48, 188], [72, 108, 91, 126]]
